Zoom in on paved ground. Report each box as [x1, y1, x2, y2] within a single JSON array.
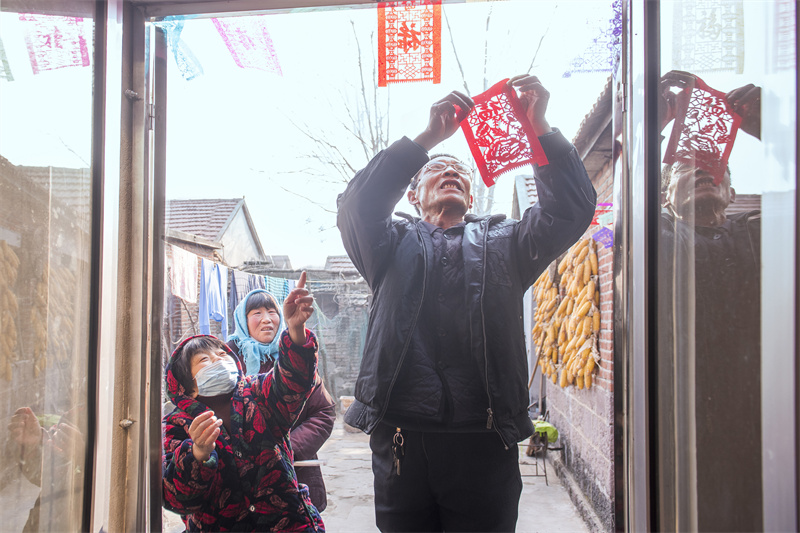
[[164, 417, 589, 532], [318, 418, 589, 533]]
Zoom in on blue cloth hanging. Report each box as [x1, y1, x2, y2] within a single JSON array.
[[199, 258, 228, 340]]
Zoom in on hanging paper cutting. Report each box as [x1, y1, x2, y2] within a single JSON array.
[[378, 1, 441, 86], [459, 79, 549, 188], [662, 76, 742, 185], [562, 0, 622, 78], [672, 0, 744, 74], [774, 0, 795, 72], [212, 16, 282, 75], [19, 14, 90, 75]]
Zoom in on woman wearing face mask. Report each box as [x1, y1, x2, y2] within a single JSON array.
[[226, 284, 336, 513], [162, 272, 325, 532]]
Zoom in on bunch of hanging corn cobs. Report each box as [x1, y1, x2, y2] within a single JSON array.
[[532, 237, 600, 390], [0, 241, 20, 381]]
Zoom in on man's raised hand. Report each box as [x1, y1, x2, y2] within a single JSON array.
[[510, 75, 553, 137], [726, 83, 761, 140], [414, 91, 474, 152]]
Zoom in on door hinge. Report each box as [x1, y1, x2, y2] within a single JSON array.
[[148, 103, 156, 130]]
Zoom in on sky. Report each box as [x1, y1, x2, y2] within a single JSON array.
[[0, 1, 772, 269], [160, 1, 612, 268]]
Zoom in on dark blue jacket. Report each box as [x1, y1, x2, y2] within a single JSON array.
[[337, 131, 596, 446]]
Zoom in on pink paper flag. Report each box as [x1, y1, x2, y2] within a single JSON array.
[[19, 14, 90, 75], [212, 16, 282, 75]]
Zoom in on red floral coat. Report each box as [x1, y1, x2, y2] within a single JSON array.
[[162, 330, 325, 532]]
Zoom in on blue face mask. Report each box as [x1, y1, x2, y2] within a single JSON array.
[[194, 358, 238, 396]]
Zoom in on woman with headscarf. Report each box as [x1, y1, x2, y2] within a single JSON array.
[[227, 288, 336, 512]]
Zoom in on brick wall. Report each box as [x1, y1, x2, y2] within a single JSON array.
[[545, 157, 615, 532]]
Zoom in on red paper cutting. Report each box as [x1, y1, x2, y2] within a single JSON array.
[[19, 14, 90, 75], [663, 76, 742, 185], [378, 1, 441, 86], [212, 16, 282, 75], [460, 79, 549, 187]]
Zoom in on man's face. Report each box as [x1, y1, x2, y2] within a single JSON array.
[[409, 156, 473, 217], [664, 162, 733, 218]]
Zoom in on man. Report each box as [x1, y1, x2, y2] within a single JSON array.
[[657, 73, 762, 532], [337, 75, 596, 532]]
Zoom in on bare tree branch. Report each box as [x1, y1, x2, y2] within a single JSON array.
[[352, 20, 376, 151], [527, 3, 558, 74], [275, 184, 337, 214], [482, 4, 493, 92], [444, 10, 470, 95]]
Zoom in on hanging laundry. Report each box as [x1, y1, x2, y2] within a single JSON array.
[[562, 0, 622, 77], [672, 0, 744, 74], [211, 16, 282, 75], [229, 269, 266, 318], [19, 14, 90, 75], [0, 34, 14, 81], [378, 0, 441, 87], [199, 259, 228, 340], [158, 17, 204, 81], [265, 275, 289, 305], [459, 79, 549, 188], [169, 245, 199, 303], [662, 76, 742, 185]]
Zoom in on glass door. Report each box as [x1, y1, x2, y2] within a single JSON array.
[[0, 1, 103, 531], [622, 0, 797, 530]]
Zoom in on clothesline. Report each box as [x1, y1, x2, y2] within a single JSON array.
[[168, 244, 298, 341]]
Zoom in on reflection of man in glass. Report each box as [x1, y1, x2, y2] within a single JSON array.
[[658, 71, 762, 532]]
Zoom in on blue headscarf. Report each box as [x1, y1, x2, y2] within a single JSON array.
[[228, 289, 283, 376]]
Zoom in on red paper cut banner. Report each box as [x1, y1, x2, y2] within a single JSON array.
[[662, 76, 742, 185], [19, 14, 90, 75], [378, 1, 441, 86], [212, 16, 282, 75], [459, 79, 549, 188]]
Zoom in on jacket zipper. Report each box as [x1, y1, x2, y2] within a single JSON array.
[[480, 219, 508, 449], [375, 221, 429, 425]]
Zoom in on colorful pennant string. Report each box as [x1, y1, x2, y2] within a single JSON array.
[[459, 79, 549, 188], [662, 76, 742, 185], [160, 18, 204, 81], [212, 16, 282, 75], [378, 1, 441, 86], [19, 14, 90, 75], [672, 0, 744, 74]]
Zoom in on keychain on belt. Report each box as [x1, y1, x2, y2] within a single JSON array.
[[392, 427, 404, 476]]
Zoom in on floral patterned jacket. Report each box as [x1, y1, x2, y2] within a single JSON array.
[[162, 330, 325, 532]]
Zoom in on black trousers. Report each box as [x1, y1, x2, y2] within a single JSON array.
[[370, 424, 522, 532]]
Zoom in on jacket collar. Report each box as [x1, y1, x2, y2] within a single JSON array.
[[395, 211, 507, 225]]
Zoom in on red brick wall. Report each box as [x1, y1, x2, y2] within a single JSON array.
[[544, 157, 615, 531]]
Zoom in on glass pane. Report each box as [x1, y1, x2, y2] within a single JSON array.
[[0, 4, 95, 531], [156, 2, 617, 531], [656, 0, 795, 530]]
